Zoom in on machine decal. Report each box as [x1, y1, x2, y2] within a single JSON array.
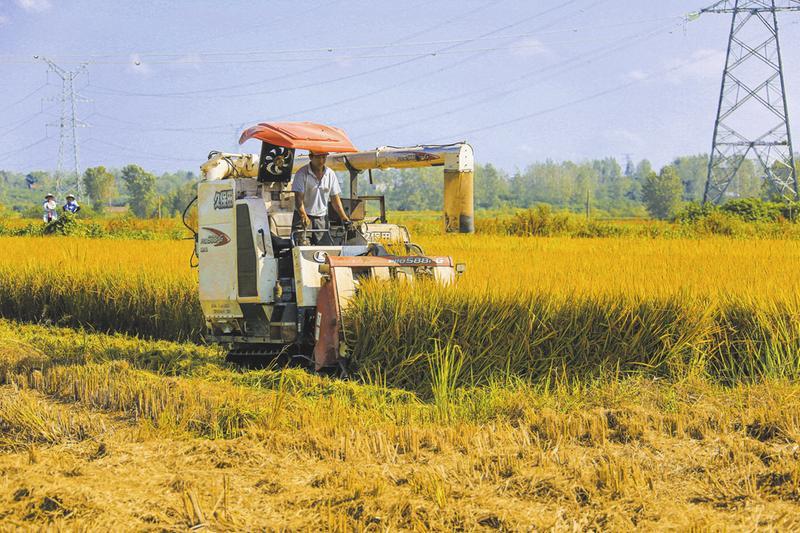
[[390, 257, 446, 265], [363, 231, 394, 240], [200, 227, 231, 247], [396, 152, 440, 163], [312, 251, 329, 263], [327, 255, 453, 268], [213, 189, 234, 210]]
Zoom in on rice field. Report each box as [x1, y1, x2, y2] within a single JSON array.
[[1, 234, 800, 386], [2, 231, 800, 528], [5, 233, 800, 304]]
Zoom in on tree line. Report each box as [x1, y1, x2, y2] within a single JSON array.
[[361, 154, 779, 219], [0, 155, 795, 219], [0, 165, 195, 218]]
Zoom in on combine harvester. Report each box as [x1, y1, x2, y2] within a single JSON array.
[[195, 122, 473, 373]]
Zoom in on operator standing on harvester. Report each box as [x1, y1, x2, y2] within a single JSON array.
[[291, 150, 351, 245]]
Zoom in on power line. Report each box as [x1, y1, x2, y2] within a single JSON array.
[[0, 136, 51, 163], [83, 0, 503, 98], [79, 0, 620, 164], [22, 153, 60, 171], [90, 112, 235, 133], [129, 0, 346, 58], [224, 0, 603, 119], [274, 0, 611, 126], [84, 138, 200, 163], [205, 0, 600, 104], [3, 16, 685, 64], [0, 83, 48, 115], [0, 110, 44, 138], [21, 39, 634, 66], [351, 16, 683, 140], [83, 0, 587, 99], [80, 1, 511, 135], [428, 50, 717, 142]]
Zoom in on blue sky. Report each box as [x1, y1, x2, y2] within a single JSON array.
[[1, 0, 799, 174]]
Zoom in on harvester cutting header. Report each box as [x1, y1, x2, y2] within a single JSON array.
[[195, 122, 473, 372]]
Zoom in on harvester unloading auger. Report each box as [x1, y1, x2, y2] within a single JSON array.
[[194, 122, 473, 373]]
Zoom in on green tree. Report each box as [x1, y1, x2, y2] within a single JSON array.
[[376, 167, 442, 211], [83, 166, 117, 212], [627, 160, 654, 203], [642, 165, 683, 219], [672, 154, 708, 201], [592, 157, 624, 202], [157, 170, 196, 196], [120, 164, 157, 217], [474, 163, 509, 209], [167, 181, 197, 216], [517, 160, 577, 208]]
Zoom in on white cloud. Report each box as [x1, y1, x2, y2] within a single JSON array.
[[334, 56, 354, 68], [518, 143, 535, 154], [626, 70, 648, 82], [664, 48, 726, 84], [602, 128, 646, 151], [15, 0, 51, 12], [127, 54, 152, 76], [0, 15, 9, 25], [510, 37, 550, 59], [175, 53, 203, 71]]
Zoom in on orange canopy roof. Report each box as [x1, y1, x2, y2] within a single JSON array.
[[238, 121, 358, 153]]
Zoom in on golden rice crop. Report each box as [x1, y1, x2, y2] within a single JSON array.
[[348, 235, 800, 389], [5, 234, 800, 304], [419, 234, 800, 302], [3, 235, 800, 388], [0, 237, 200, 340], [347, 283, 800, 392]]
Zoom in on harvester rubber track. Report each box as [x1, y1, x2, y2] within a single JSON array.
[[225, 344, 352, 377], [225, 345, 289, 367]]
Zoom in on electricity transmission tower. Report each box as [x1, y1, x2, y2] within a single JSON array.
[[622, 153, 635, 177], [702, 0, 800, 204], [38, 56, 88, 198]]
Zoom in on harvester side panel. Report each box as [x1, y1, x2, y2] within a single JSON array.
[[198, 180, 241, 319]]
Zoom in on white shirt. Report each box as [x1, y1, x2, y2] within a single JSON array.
[[291, 164, 342, 217], [43, 200, 57, 220]]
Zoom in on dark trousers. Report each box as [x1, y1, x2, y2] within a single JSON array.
[[291, 211, 331, 245]]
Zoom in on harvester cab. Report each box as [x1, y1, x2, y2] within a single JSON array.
[[195, 121, 472, 373]]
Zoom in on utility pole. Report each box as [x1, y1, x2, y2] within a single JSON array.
[[38, 56, 88, 199], [701, 1, 799, 204], [585, 186, 591, 220]]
